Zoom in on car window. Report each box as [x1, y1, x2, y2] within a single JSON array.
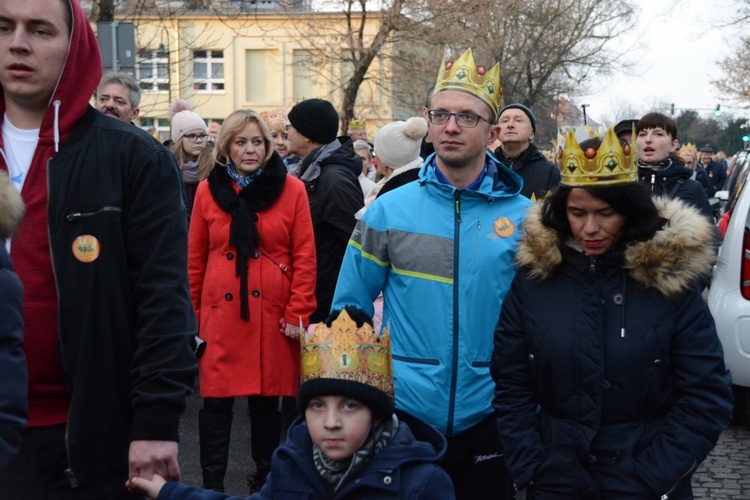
[[726, 152, 750, 215]]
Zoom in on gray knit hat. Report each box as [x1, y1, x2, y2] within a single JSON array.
[[499, 103, 536, 134]]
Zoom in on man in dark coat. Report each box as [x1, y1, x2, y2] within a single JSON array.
[[698, 145, 727, 196], [287, 99, 365, 323], [493, 103, 560, 201], [0, 1, 197, 496]]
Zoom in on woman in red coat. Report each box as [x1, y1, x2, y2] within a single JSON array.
[[188, 109, 317, 493]]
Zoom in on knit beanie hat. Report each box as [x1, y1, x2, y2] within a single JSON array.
[[288, 99, 339, 145], [499, 103, 536, 134], [168, 99, 207, 142], [298, 306, 395, 419], [260, 108, 289, 134], [373, 117, 427, 169]]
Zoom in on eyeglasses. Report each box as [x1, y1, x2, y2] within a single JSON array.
[[427, 110, 491, 128], [184, 133, 209, 142]]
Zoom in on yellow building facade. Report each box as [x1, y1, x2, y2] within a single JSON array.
[[86, 3, 395, 140]]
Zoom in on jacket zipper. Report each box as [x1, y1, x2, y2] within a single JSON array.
[[660, 459, 698, 499], [66, 206, 122, 221], [446, 190, 461, 436], [47, 157, 78, 487]]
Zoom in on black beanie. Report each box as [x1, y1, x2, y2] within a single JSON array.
[[297, 378, 395, 419], [614, 119, 638, 138], [499, 103, 536, 134], [288, 99, 339, 145]]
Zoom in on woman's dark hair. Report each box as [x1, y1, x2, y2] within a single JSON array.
[[541, 183, 666, 248], [636, 112, 681, 162]]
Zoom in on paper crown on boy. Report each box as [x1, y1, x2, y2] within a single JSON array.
[[298, 307, 395, 418], [433, 48, 503, 119], [560, 125, 636, 187]]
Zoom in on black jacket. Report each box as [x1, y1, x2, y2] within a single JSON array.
[[492, 198, 732, 499], [298, 137, 364, 322], [637, 160, 713, 220], [493, 143, 561, 201], [48, 107, 197, 483], [0, 172, 26, 473]]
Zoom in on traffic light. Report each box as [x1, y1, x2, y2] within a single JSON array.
[[743, 135, 750, 142], [715, 104, 722, 117]]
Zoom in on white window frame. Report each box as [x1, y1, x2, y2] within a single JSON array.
[[193, 50, 225, 93], [137, 50, 169, 94]]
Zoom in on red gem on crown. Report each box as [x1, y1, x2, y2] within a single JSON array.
[[477, 66, 486, 75], [584, 146, 597, 159], [445, 61, 454, 70]]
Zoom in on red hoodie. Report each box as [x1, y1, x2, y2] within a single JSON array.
[[0, 0, 103, 426]]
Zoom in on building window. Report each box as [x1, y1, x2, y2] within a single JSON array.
[[137, 50, 169, 93], [293, 50, 318, 102], [194, 50, 225, 92], [139, 118, 170, 143], [245, 49, 279, 102]]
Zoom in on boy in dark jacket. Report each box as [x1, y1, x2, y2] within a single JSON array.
[[128, 307, 455, 499]]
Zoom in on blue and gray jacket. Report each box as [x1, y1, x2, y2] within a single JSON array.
[[333, 153, 532, 436]]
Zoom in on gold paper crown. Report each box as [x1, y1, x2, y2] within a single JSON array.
[[561, 126, 636, 187], [260, 109, 288, 130], [301, 310, 393, 398], [434, 48, 503, 119], [348, 117, 366, 131]]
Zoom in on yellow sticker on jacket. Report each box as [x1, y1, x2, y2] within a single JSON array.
[[493, 217, 515, 238], [72, 235, 100, 263]]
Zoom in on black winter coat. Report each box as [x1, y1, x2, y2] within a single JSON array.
[[491, 198, 733, 499], [0, 172, 26, 474], [47, 107, 197, 483], [298, 137, 365, 322], [493, 143, 561, 201], [637, 160, 713, 220]]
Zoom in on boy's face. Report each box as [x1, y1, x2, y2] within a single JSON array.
[[305, 395, 374, 462]]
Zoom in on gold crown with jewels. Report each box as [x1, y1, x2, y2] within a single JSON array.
[[348, 117, 366, 131], [300, 309, 393, 397], [561, 125, 636, 187], [434, 48, 503, 119]]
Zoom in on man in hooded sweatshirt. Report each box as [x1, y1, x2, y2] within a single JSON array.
[[0, 1, 197, 497]]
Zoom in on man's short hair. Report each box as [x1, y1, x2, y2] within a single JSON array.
[[98, 72, 142, 109]]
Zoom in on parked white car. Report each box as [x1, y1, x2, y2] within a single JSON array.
[[708, 150, 750, 425]]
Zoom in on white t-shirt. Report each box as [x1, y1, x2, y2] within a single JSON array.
[[3, 113, 40, 251]]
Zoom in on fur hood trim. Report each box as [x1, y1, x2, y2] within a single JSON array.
[[516, 196, 716, 298], [0, 170, 24, 240]]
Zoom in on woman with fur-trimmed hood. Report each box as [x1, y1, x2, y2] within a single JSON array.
[[0, 171, 27, 473], [490, 131, 733, 499]]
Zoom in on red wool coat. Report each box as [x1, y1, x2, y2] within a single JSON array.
[[188, 174, 316, 397]]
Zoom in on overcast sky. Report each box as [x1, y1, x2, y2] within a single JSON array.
[[580, 0, 743, 124]]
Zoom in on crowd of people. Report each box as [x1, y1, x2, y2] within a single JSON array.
[[0, 1, 736, 499]]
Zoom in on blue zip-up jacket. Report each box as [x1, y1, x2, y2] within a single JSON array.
[[332, 153, 532, 435], [157, 411, 454, 499]]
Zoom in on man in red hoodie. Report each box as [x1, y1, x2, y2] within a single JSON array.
[[0, 1, 197, 498]]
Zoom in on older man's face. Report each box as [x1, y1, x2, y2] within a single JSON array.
[[96, 83, 139, 122]]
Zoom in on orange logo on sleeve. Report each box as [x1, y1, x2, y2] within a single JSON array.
[[493, 217, 515, 238], [72, 235, 100, 263]]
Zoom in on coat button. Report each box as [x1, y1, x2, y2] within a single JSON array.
[[654, 359, 662, 367], [252, 214, 259, 222], [528, 354, 535, 362], [226, 252, 234, 260], [610, 451, 622, 464], [252, 251, 260, 258], [612, 293, 623, 305], [225, 293, 233, 301], [610, 379, 623, 391], [251, 290, 260, 298], [383, 476, 392, 485]]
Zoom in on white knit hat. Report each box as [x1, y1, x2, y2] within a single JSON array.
[[168, 99, 207, 142], [373, 117, 427, 170]]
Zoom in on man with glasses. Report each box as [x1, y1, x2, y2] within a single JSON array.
[[332, 48, 531, 499]]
